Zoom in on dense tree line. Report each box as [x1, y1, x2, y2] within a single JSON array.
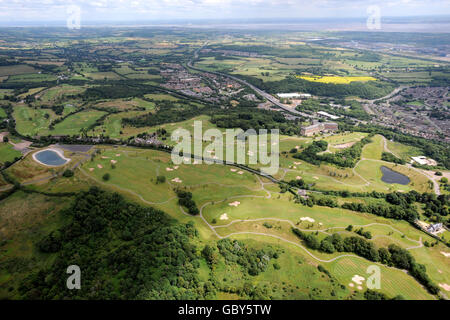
[[210, 107, 301, 135]]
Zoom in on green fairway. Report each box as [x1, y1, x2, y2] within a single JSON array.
[[47, 109, 107, 136]]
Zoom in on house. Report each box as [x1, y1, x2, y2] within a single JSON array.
[[427, 223, 443, 233]]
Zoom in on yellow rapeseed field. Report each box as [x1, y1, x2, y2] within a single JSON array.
[[297, 75, 377, 84]]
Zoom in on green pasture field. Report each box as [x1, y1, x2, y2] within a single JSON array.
[[7, 73, 57, 83], [17, 87, 46, 99], [0, 108, 6, 118], [84, 72, 123, 80], [144, 93, 180, 101], [0, 65, 37, 76], [0, 143, 22, 165]]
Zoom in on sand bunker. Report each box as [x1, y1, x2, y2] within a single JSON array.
[[171, 177, 182, 183], [348, 283, 354, 288], [89, 168, 94, 172], [313, 176, 319, 180], [296, 176, 302, 180], [294, 161, 301, 165], [229, 201, 241, 207], [110, 160, 117, 164], [220, 213, 229, 220], [230, 168, 237, 172], [357, 286, 363, 290], [300, 217, 315, 223], [101, 156, 109, 159], [238, 171, 244, 175], [351, 275, 365, 285], [166, 168, 174, 171], [115, 154, 121, 157], [97, 164, 103, 169], [173, 166, 179, 170], [439, 283, 450, 291], [441, 252, 450, 258]]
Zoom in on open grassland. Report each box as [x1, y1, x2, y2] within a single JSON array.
[[0, 191, 71, 299], [144, 93, 180, 101], [0, 65, 37, 76], [0, 143, 22, 166], [386, 140, 422, 161]]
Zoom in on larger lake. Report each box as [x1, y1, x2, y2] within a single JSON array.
[[380, 166, 410, 185], [34, 150, 69, 166]]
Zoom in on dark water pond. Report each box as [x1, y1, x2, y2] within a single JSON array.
[[35, 150, 68, 166], [380, 166, 410, 185]]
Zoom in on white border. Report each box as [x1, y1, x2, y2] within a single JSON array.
[[32, 148, 71, 167]]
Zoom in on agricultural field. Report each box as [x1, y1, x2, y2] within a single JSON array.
[[297, 75, 377, 84]]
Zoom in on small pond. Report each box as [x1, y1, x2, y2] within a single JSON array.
[[380, 166, 410, 185], [34, 149, 69, 166]]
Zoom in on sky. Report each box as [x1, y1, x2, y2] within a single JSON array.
[[0, 0, 449, 23]]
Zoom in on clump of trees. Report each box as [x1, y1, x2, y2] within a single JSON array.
[[217, 238, 279, 276], [175, 189, 199, 215], [381, 152, 405, 164], [294, 136, 373, 168]]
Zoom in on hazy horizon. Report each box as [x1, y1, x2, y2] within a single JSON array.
[[1, 0, 449, 23]]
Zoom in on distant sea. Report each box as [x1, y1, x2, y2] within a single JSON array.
[[1, 16, 450, 33]]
